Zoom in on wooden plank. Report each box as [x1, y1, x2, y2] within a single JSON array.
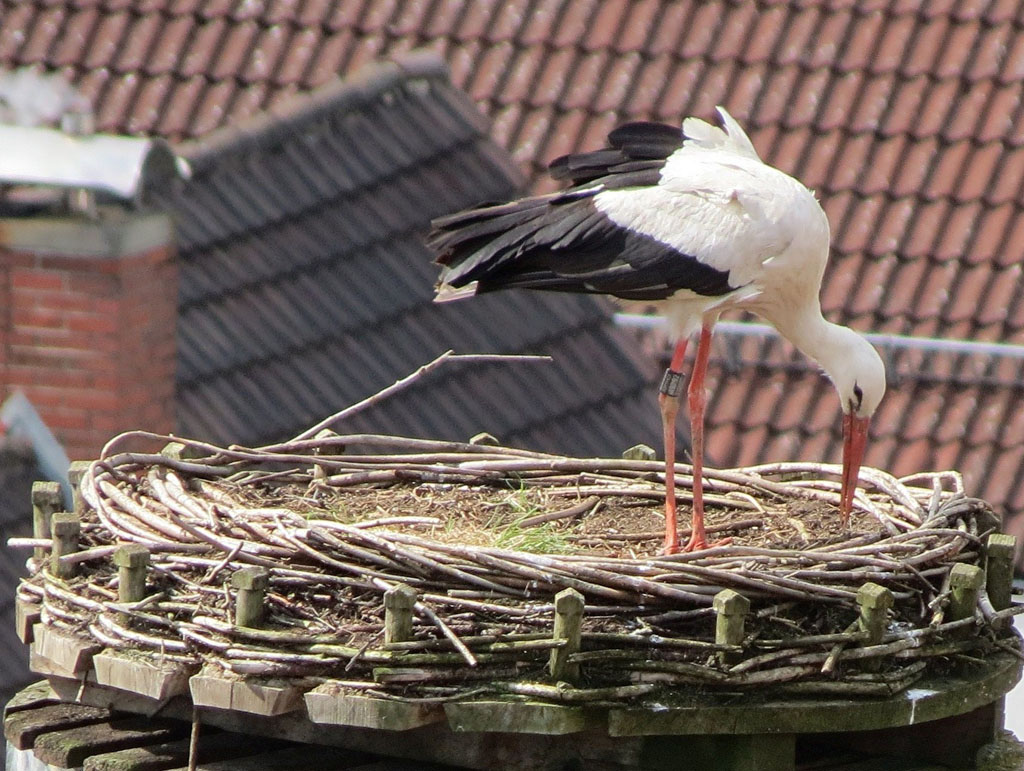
[[304, 685, 444, 730], [3, 681, 57, 719], [3, 702, 111, 750], [60, 676, 642, 771], [93, 651, 194, 701], [190, 675, 302, 716], [15, 599, 41, 644], [46, 674, 194, 719], [444, 699, 601, 735], [83, 731, 293, 771], [31, 716, 187, 768], [32, 623, 101, 676], [608, 652, 1022, 737]]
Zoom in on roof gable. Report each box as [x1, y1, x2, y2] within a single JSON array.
[[157, 53, 662, 452]]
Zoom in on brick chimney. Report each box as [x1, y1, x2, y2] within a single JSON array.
[[0, 213, 177, 461]]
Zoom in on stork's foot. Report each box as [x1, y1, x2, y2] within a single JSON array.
[[683, 533, 732, 552], [662, 536, 681, 556]]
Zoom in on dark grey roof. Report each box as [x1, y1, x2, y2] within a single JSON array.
[[162, 52, 664, 456], [0, 440, 38, 707]]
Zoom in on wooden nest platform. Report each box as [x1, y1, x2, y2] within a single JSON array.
[[15, 427, 1023, 721]]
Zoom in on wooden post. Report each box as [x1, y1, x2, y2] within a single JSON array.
[[856, 582, 893, 644], [549, 588, 584, 682], [31, 481, 62, 563], [985, 534, 1017, 613], [67, 460, 91, 516], [714, 589, 750, 665], [232, 567, 270, 628], [114, 544, 150, 604], [50, 513, 80, 579], [856, 582, 892, 672], [949, 563, 985, 622], [622, 444, 657, 462], [161, 441, 187, 460], [384, 584, 417, 645]]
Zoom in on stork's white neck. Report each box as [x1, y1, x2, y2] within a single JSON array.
[[764, 301, 886, 417]]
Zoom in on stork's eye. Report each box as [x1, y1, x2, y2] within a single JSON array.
[[852, 383, 864, 410]]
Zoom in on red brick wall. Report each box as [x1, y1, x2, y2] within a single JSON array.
[[0, 216, 177, 461]]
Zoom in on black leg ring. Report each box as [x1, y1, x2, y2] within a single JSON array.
[[660, 368, 683, 398]]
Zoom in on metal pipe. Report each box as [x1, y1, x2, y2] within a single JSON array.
[[614, 314, 1024, 361]]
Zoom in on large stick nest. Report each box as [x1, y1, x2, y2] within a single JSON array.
[[20, 429, 1019, 705]]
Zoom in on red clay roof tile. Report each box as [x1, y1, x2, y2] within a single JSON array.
[[325, 0, 369, 32], [871, 200, 915, 256], [196, 0, 234, 21], [653, 58, 705, 120], [681, 3, 726, 59], [629, 53, 674, 116], [126, 72, 172, 134], [190, 78, 235, 136], [747, 5, 794, 65], [911, 77, 961, 139], [467, 39, 514, 100], [114, 10, 164, 73], [210, 19, 258, 80], [49, 6, 97, 67], [935, 22, 980, 78], [593, 51, 641, 113], [903, 15, 949, 77], [933, 201, 981, 261], [975, 263, 1023, 327], [358, 0, 400, 33], [241, 23, 289, 83], [785, 68, 831, 129], [613, 0, 662, 54], [880, 75, 928, 136], [145, 13, 193, 75], [709, 3, 758, 62], [944, 82, 994, 142], [969, 22, 1013, 81], [646, 1, 691, 56], [94, 70, 139, 132], [970, 202, 1016, 264], [977, 83, 1022, 143], [155, 73, 206, 137]]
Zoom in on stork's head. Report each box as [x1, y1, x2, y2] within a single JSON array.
[[826, 330, 886, 524]]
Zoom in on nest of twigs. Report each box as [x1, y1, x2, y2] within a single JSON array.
[[18, 426, 1020, 706]]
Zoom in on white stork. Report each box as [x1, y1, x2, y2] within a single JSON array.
[[428, 107, 886, 554]]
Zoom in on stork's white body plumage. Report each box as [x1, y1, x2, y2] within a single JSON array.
[[429, 107, 885, 553]]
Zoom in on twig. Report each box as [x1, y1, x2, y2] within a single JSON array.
[[291, 351, 551, 442]]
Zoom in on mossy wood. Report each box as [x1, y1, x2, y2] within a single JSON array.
[[92, 651, 192, 700], [304, 685, 444, 730], [32, 623, 100, 677], [190, 674, 302, 716], [29, 652, 1021, 771], [31, 481, 62, 563]]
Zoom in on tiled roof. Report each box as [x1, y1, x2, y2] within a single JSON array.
[[157, 53, 663, 454], [5, 2, 1024, 543]]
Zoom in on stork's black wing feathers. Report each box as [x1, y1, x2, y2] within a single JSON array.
[[549, 121, 684, 186], [429, 120, 733, 302], [432, 193, 733, 301]]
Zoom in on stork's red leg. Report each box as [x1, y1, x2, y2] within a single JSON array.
[[684, 323, 714, 552], [658, 339, 689, 555]]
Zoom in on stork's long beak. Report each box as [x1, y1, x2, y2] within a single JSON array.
[[840, 413, 870, 525]]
